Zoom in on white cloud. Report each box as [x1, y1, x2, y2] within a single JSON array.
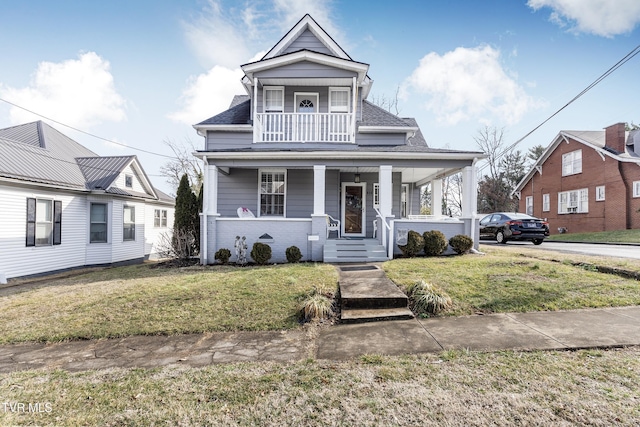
[[0, 52, 126, 128], [168, 66, 244, 125], [402, 45, 542, 126], [527, 0, 640, 37]]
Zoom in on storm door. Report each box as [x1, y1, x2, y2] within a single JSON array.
[[341, 182, 366, 237]]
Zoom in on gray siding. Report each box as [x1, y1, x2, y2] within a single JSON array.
[[325, 169, 340, 218], [355, 132, 406, 146], [282, 29, 334, 55], [286, 169, 313, 217], [206, 131, 252, 150], [255, 61, 355, 81], [256, 85, 352, 114], [218, 169, 259, 217]]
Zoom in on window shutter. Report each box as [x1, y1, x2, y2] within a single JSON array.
[[53, 200, 62, 245], [26, 198, 36, 247]]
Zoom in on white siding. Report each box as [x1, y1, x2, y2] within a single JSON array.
[[111, 199, 145, 263], [112, 165, 149, 195], [85, 195, 114, 265], [144, 203, 175, 258], [0, 185, 87, 279]]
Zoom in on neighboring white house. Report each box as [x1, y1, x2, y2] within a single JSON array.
[[0, 121, 175, 280], [194, 14, 484, 264]]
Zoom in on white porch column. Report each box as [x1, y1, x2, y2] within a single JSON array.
[[431, 178, 443, 217], [207, 164, 219, 215], [379, 165, 393, 217], [461, 165, 477, 217], [313, 165, 326, 215]]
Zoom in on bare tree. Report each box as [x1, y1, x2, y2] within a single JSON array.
[[159, 138, 203, 194], [442, 173, 463, 216], [369, 86, 401, 115]]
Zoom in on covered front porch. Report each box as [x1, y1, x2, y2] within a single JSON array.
[[199, 153, 481, 264]]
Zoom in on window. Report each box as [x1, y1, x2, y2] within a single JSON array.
[[125, 175, 133, 188], [596, 186, 605, 201], [154, 209, 167, 227], [633, 181, 640, 198], [329, 88, 350, 113], [525, 196, 533, 215], [401, 184, 409, 218], [123, 205, 135, 241], [373, 183, 380, 208], [543, 194, 550, 212], [263, 87, 284, 113], [26, 198, 61, 247], [259, 171, 286, 216], [90, 203, 108, 243], [558, 188, 588, 214], [562, 149, 582, 176]]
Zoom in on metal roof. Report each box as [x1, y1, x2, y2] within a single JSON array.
[[77, 156, 134, 190]]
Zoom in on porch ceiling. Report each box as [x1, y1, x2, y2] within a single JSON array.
[[258, 77, 354, 87], [337, 166, 460, 184]]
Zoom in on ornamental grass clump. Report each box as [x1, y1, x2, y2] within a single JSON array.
[[298, 288, 334, 322], [406, 280, 452, 316], [423, 230, 448, 256], [398, 230, 424, 257], [250, 242, 272, 265], [449, 234, 474, 254], [286, 246, 303, 263]]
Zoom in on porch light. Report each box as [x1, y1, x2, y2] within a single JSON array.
[[354, 168, 360, 183]]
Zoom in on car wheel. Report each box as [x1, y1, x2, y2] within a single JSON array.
[[496, 230, 507, 244], [532, 239, 543, 245]]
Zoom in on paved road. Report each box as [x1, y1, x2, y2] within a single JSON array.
[[480, 240, 640, 260]]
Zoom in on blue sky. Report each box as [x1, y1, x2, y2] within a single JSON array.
[[0, 0, 639, 195]]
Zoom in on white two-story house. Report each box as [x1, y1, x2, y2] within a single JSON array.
[[194, 14, 483, 263]]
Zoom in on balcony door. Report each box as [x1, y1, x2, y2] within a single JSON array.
[[341, 182, 366, 237], [294, 93, 318, 142]]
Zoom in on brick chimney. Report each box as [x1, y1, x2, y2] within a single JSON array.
[[604, 122, 626, 153]]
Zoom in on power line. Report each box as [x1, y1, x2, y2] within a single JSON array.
[[478, 43, 640, 174], [0, 97, 176, 159]]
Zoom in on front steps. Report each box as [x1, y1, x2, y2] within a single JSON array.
[[324, 239, 388, 263], [338, 265, 414, 323]]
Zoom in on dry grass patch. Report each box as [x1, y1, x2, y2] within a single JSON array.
[[383, 247, 640, 316], [1, 348, 639, 426], [0, 263, 338, 344]]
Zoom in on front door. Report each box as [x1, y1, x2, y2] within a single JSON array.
[[294, 93, 318, 142], [342, 182, 366, 237]]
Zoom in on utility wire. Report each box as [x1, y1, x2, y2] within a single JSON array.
[[477, 43, 640, 174], [0, 97, 176, 159]]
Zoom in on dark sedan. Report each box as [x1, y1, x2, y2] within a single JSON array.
[[479, 212, 549, 245]]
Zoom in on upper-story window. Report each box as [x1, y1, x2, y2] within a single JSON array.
[[264, 87, 284, 113], [562, 149, 582, 176], [329, 88, 350, 113], [125, 174, 133, 188]]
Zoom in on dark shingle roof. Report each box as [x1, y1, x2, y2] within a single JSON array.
[[229, 95, 250, 109], [196, 99, 252, 126], [401, 117, 427, 147], [360, 100, 413, 127]]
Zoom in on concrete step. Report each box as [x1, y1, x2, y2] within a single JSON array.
[[324, 239, 388, 263], [341, 307, 415, 323]]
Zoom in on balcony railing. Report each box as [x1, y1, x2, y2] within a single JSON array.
[[255, 113, 353, 143]]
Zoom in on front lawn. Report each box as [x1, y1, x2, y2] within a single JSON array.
[[1, 348, 639, 426], [383, 246, 640, 316], [546, 229, 640, 244], [0, 263, 338, 344]]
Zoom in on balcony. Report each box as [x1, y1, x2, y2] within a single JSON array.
[[255, 113, 353, 143]]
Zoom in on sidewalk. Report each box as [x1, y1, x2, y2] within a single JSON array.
[[2, 306, 640, 373]]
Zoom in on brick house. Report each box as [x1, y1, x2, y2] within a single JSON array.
[[514, 123, 640, 234]]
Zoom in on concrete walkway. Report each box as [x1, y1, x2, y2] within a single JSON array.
[[2, 306, 640, 373]]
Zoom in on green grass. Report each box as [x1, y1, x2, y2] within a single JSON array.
[[1, 348, 639, 426], [383, 246, 640, 316], [547, 229, 640, 243], [0, 263, 338, 344]]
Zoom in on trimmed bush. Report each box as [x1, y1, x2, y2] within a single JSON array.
[[285, 246, 303, 263], [250, 242, 272, 265], [406, 280, 452, 315], [214, 248, 231, 264], [398, 230, 424, 257], [423, 230, 448, 256], [449, 234, 474, 254]]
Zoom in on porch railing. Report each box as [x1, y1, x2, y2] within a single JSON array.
[[255, 113, 352, 143]]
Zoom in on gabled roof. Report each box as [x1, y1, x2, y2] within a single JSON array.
[[0, 121, 169, 202], [195, 99, 252, 127], [513, 128, 640, 194], [262, 14, 351, 61]]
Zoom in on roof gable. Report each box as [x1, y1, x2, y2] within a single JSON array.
[[262, 14, 350, 61]]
